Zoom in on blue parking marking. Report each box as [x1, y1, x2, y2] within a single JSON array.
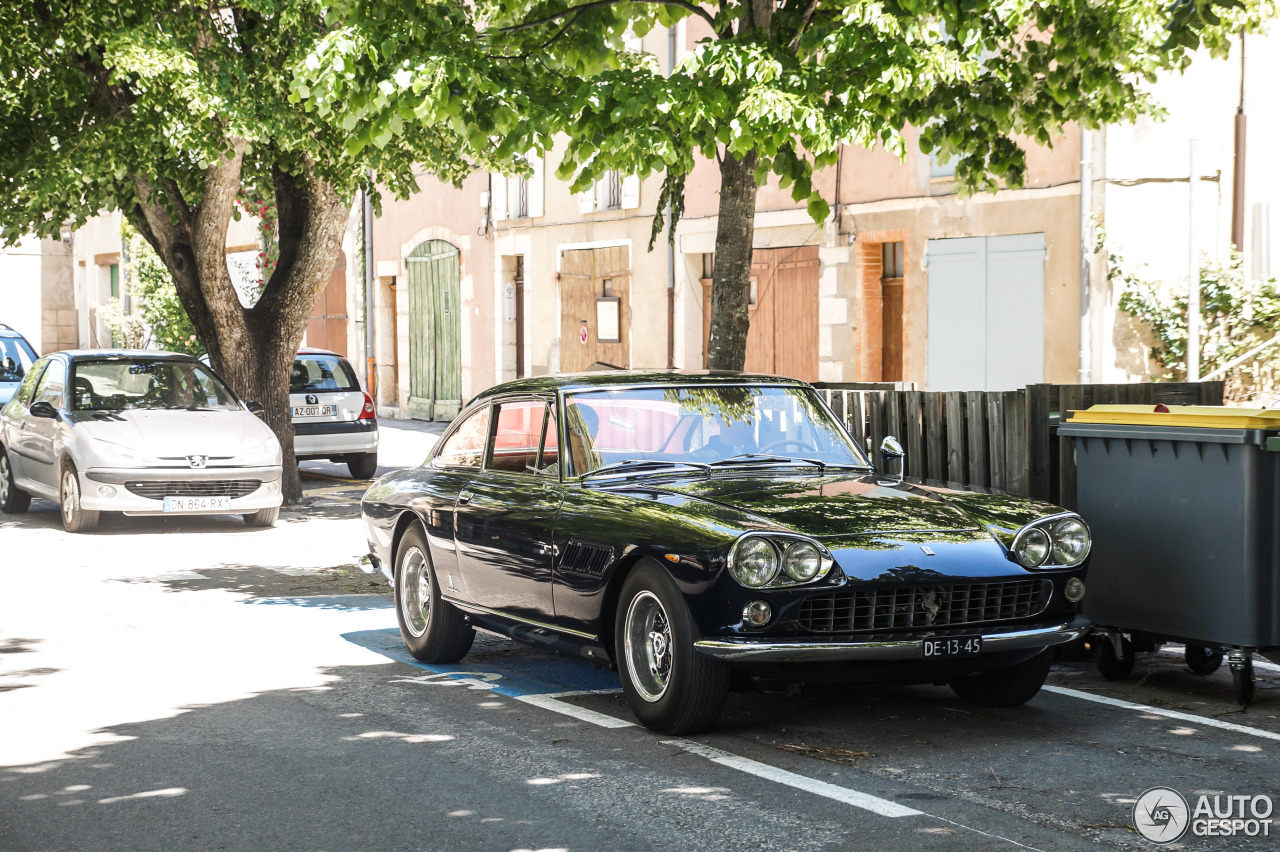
[[342, 628, 622, 697]]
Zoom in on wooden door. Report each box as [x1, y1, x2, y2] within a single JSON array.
[[702, 245, 819, 380], [558, 246, 630, 373], [407, 240, 462, 421], [306, 251, 348, 356], [881, 279, 903, 381]]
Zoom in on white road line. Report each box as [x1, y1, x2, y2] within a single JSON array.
[[514, 693, 635, 728], [1044, 685, 1280, 743], [662, 739, 922, 818]]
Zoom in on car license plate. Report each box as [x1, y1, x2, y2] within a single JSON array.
[[922, 635, 982, 660], [163, 496, 232, 513], [292, 404, 337, 418]]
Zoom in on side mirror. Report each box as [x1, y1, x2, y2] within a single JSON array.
[[880, 435, 904, 480], [30, 400, 59, 420], [246, 401, 266, 418]]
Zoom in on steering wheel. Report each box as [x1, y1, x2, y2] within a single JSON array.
[[759, 439, 819, 454]]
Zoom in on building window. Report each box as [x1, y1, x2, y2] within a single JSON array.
[[602, 170, 621, 210], [881, 242, 904, 279], [512, 174, 529, 219]]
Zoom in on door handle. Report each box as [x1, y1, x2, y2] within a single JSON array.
[[457, 489, 473, 505]]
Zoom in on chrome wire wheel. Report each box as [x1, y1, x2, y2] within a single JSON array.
[[624, 590, 674, 703], [60, 468, 78, 526], [0, 454, 10, 504], [399, 546, 431, 639]]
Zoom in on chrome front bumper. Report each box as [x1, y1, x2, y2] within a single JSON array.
[[693, 616, 1091, 663], [359, 553, 394, 585]]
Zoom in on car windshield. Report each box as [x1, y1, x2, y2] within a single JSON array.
[[70, 359, 242, 412], [562, 385, 871, 477], [290, 354, 360, 393], [0, 336, 36, 383]]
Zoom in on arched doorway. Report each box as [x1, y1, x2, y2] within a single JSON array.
[[406, 239, 462, 421]]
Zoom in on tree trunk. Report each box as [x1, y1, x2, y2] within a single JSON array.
[[707, 150, 760, 371], [129, 148, 350, 503]]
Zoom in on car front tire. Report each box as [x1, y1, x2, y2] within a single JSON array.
[[59, 461, 99, 533], [243, 507, 279, 527], [395, 522, 474, 663], [948, 649, 1053, 707], [615, 560, 730, 734], [0, 448, 31, 514], [347, 452, 378, 480]]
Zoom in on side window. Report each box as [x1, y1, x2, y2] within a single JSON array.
[[14, 358, 48, 407], [33, 359, 68, 409], [434, 406, 490, 469], [539, 402, 559, 475], [488, 400, 546, 474]]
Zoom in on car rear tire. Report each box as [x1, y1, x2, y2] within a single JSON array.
[[615, 561, 730, 734], [243, 507, 279, 527], [395, 522, 474, 663], [948, 649, 1053, 707], [59, 461, 99, 533], [0, 448, 31, 514], [347, 452, 378, 480], [1185, 644, 1223, 676]]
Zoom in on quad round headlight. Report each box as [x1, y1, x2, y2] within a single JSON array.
[[730, 537, 779, 587], [783, 541, 823, 582], [1050, 518, 1091, 566], [1014, 527, 1051, 568]]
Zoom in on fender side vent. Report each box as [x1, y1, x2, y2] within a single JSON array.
[[559, 540, 613, 577]]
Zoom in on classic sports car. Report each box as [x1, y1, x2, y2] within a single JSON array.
[[359, 372, 1091, 734]]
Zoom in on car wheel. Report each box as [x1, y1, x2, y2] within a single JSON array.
[[615, 560, 730, 734], [948, 649, 1053, 707], [1096, 635, 1135, 680], [395, 522, 474, 663], [243, 507, 279, 527], [0, 448, 31, 514], [347, 452, 378, 480], [1185, 644, 1223, 676], [59, 461, 99, 533]]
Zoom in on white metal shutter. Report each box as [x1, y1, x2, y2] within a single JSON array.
[[621, 174, 640, 210]]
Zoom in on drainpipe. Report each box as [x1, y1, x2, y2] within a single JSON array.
[[1231, 29, 1247, 251], [1188, 140, 1202, 383], [363, 179, 376, 398], [1078, 127, 1092, 384], [666, 23, 677, 369]]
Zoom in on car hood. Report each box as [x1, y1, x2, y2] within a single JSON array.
[[642, 474, 982, 538], [69, 409, 276, 459]]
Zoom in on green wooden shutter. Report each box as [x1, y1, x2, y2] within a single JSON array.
[[406, 240, 462, 421]]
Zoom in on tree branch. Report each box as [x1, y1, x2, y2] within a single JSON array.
[[500, 0, 716, 35], [788, 0, 820, 51]]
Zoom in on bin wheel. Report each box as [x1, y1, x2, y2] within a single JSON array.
[[1185, 644, 1223, 676], [1096, 635, 1135, 681], [1232, 657, 1255, 706]]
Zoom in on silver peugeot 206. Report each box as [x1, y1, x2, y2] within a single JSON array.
[[0, 350, 283, 532]]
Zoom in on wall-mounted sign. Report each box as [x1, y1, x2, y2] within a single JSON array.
[[579, 321, 589, 344], [503, 281, 516, 323], [595, 297, 621, 343]]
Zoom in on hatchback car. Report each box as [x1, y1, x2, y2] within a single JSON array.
[[289, 349, 379, 479], [359, 372, 1092, 734], [0, 350, 283, 531], [0, 324, 38, 408]]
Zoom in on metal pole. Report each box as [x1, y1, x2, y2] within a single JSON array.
[[363, 181, 376, 398], [1188, 140, 1201, 382], [666, 23, 677, 369], [1232, 30, 1247, 251], [1079, 127, 1092, 384]]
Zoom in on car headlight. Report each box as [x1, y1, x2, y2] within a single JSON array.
[[1011, 514, 1091, 568], [242, 437, 279, 464], [90, 438, 143, 466], [730, 537, 780, 588], [783, 541, 823, 582]]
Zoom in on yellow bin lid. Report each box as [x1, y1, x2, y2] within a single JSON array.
[[1067, 404, 1280, 429]]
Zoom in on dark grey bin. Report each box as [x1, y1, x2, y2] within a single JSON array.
[[1058, 421, 1280, 702]]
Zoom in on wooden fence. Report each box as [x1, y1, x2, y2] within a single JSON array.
[[812, 381, 1225, 509]]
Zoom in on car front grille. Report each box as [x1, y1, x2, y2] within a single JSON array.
[[798, 579, 1053, 633], [124, 480, 261, 499]]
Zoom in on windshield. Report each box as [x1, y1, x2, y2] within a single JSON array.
[[562, 385, 870, 476], [290, 354, 360, 393], [71, 359, 242, 412], [0, 336, 36, 383]]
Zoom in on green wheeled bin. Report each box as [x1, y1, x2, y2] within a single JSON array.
[[1059, 405, 1280, 705]]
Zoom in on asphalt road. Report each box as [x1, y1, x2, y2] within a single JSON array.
[[2, 421, 1278, 851]]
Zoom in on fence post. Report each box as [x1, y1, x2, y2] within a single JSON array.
[[965, 391, 989, 488], [924, 393, 944, 483], [945, 391, 967, 485], [905, 391, 924, 480], [1004, 389, 1029, 497]]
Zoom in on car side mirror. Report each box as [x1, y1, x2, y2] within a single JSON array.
[[880, 435, 904, 480], [246, 401, 265, 418], [29, 400, 59, 420]]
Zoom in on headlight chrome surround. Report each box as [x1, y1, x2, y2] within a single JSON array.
[[729, 534, 833, 588], [1011, 513, 1092, 569]]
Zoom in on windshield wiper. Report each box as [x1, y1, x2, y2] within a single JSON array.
[[581, 459, 712, 479]]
